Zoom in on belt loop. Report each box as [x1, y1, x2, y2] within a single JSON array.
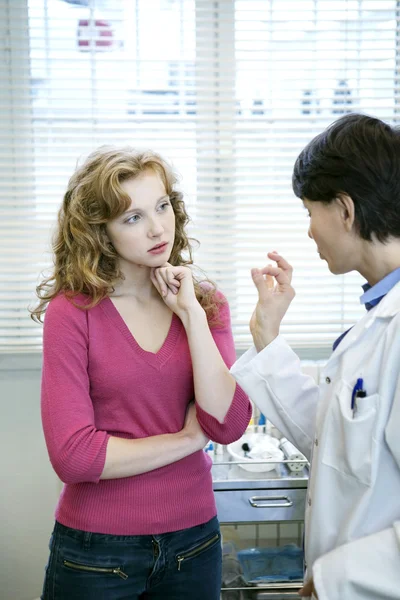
[[83, 531, 92, 550]]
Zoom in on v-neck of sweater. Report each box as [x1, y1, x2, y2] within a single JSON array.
[[100, 296, 183, 368]]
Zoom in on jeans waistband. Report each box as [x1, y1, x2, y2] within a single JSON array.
[[54, 516, 219, 544]]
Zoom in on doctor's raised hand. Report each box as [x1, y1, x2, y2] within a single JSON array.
[[249, 251, 295, 352]]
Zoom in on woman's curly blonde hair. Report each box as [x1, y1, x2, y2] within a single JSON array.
[[31, 146, 222, 323]]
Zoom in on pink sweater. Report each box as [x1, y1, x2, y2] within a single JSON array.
[[41, 292, 251, 535]]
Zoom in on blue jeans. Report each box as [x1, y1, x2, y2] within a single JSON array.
[[41, 517, 222, 600]]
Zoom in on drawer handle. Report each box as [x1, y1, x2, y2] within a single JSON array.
[[248, 495, 293, 508]]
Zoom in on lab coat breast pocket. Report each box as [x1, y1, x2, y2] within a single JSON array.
[[321, 380, 379, 486]]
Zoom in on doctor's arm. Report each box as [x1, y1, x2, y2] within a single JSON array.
[[310, 372, 400, 600], [231, 253, 319, 459]]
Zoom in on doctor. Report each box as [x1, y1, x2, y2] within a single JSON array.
[[231, 114, 400, 600]]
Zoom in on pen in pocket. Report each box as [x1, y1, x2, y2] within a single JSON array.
[[351, 378, 367, 417]]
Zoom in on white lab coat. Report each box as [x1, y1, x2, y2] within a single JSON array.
[[231, 281, 400, 600]]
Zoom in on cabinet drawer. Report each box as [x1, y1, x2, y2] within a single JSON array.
[[215, 488, 306, 523]]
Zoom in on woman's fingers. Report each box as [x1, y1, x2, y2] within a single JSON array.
[[150, 268, 163, 296], [153, 266, 181, 296], [166, 269, 180, 290], [153, 268, 169, 297], [160, 267, 180, 294]]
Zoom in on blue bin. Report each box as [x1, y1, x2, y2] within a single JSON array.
[[237, 544, 303, 584]]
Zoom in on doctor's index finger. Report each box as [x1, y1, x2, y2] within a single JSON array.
[[259, 265, 295, 297], [268, 251, 293, 277], [259, 264, 287, 280]]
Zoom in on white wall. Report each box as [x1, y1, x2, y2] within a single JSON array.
[[0, 354, 60, 600]]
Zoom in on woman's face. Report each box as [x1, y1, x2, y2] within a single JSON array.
[[106, 170, 176, 269]]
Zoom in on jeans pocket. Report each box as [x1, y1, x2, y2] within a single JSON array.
[[176, 531, 221, 571], [62, 558, 128, 580]]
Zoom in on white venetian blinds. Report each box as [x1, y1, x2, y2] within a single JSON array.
[[1, 0, 399, 352]]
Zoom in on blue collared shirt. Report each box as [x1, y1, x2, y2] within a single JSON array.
[[333, 267, 400, 351], [360, 267, 400, 310]]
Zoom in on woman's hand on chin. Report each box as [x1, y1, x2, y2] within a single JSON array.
[[150, 263, 203, 320]]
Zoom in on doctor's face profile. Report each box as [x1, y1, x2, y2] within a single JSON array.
[[106, 170, 176, 270], [303, 196, 360, 276]]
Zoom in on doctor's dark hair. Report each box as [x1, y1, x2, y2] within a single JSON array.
[[292, 113, 400, 242]]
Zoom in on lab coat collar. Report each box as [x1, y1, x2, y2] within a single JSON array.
[[331, 281, 400, 361]]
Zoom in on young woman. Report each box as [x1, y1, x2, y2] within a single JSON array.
[[32, 146, 251, 600]]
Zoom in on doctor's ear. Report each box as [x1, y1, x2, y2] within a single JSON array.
[[335, 194, 355, 232]]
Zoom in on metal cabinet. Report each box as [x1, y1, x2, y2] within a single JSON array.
[[212, 449, 308, 599]]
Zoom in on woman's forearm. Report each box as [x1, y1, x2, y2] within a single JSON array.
[[100, 430, 200, 480], [181, 307, 236, 424]]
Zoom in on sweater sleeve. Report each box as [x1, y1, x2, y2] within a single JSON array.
[[195, 292, 252, 444], [41, 295, 110, 484]]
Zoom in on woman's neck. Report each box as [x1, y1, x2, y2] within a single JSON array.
[[111, 264, 159, 303]]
